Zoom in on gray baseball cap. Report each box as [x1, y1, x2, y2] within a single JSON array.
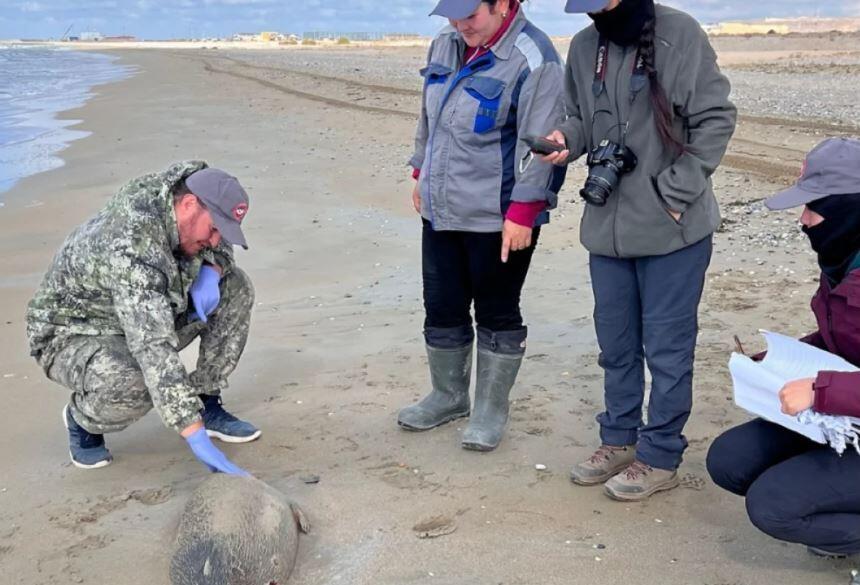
[[431, 0, 482, 19], [186, 168, 249, 249], [564, 0, 612, 13], [766, 138, 860, 210]]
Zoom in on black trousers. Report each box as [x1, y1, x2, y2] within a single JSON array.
[[421, 220, 538, 352], [707, 418, 860, 555]]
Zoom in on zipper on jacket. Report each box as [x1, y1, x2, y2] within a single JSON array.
[[610, 45, 628, 258], [826, 289, 843, 356]]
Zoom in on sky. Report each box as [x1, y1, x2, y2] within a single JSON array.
[[1, 0, 859, 40]]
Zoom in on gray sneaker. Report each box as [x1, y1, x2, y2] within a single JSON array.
[[807, 546, 849, 559], [570, 445, 636, 486], [604, 460, 680, 501]]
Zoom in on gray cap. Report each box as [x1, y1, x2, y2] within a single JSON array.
[[564, 0, 612, 13], [185, 168, 249, 249], [766, 138, 860, 210], [431, 0, 482, 20]]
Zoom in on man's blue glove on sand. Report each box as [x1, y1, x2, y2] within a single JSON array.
[[185, 427, 250, 476]]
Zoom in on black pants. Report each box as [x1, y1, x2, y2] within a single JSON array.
[[422, 220, 538, 352], [707, 418, 860, 555]]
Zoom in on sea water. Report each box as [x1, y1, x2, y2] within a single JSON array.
[[0, 45, 133, 198]]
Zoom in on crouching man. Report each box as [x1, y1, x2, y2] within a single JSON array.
[[27, 161, 259, 474]]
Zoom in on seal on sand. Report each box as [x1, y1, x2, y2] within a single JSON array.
[[170, 474, 310, 585]]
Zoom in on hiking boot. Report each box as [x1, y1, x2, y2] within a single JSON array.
[[570, 445, 636, 486], [62, 405, 113, 469], [604, 460, 680, 501], [807, 546, 849, 559], [398, 343, 472, 431], [461, 346, 523, 452], [200, 394, 261, 443]]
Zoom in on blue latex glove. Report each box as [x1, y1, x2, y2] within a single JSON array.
[[185, 427, 250, 476], [189, 265, 221, 323]]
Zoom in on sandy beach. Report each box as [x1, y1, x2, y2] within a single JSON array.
[[1, 39, 858, 584]]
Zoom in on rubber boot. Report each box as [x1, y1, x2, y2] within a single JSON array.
[[462, 328, 525, 451], [398, 343, 472, 431]]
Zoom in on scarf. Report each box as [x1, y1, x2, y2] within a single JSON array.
[[803, 193, 860, 284], [589, 0, 655, 46]]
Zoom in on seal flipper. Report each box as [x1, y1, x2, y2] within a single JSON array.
[[290, 502, 310, 534]]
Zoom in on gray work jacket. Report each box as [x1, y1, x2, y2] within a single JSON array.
[[559, 5, 737, 257], [410, 10, 566, 232]]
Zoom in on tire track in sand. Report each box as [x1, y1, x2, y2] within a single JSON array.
[[192, 53, 848, 184]]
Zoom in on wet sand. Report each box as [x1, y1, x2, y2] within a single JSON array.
[[0, 44, 857, 584]]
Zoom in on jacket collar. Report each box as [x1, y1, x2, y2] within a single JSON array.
[[448, 8, 528, 63], [490, 8, 528, 61]]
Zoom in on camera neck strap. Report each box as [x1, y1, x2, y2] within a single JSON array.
[[592, 36, 647, 104]]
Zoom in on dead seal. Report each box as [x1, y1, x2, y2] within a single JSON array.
[[170, 474, 309, 585]]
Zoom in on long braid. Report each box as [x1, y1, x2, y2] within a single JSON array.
[[638, 16, 684, 156]]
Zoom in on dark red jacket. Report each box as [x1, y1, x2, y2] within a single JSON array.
[[804, 270, 860, 417]]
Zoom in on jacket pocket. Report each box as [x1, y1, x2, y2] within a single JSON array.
[[650, 176, 682, 226], [420, 62, 452, 86], [464, 76, 505, 134], [421, 63, 453, 121]]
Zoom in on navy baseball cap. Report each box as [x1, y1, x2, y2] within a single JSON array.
[[564, 0, 612, 13], [431, 0, 482, 19], [186, 168, 250, 249], [766, 138, 860, 210]]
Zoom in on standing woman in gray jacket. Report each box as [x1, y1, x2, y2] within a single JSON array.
[[397, 0, 566, 451], [543, 0, 736, 499]]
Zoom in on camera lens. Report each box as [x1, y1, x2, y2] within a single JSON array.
[[579, 165, 620, 206]]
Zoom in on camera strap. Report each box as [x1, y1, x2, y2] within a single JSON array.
[[592, 36, 647, 104]]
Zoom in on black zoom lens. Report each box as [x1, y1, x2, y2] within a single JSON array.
[[579, 164, 620, 207]]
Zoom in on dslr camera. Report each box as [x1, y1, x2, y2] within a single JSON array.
[[580, 139, 638, 207]]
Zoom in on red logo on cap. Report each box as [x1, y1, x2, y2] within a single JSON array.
[[233, 203, 248, 222]]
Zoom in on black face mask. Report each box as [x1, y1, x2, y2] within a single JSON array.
[[589, 0, 655, 46], [802, 193, 860, 284]]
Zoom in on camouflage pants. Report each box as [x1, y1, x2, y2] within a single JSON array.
[[44, 268, 254, 434]]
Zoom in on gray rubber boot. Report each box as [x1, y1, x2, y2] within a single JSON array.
[[462, 329, 525, 451], [397, 344, 472, 431]]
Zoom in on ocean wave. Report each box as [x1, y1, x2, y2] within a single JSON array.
[[0, 48, 134, 195]]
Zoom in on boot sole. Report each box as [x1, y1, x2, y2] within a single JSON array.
[[62, 406, 113, 470], [397, 410, 470, 432], [603, 475, 681, 501], [571, 472, 619, 486], [570, 460, 635, 486], [461, 440, 498, 452], [206, 429, 262, 443]]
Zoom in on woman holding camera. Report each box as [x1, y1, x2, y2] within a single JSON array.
[[397, 0, 566, 451], [543, 0, 736, 499]]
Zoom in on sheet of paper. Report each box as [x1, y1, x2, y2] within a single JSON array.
[[729, 330, 860, 444]]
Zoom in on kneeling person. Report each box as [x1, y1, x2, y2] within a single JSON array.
[[27, 161, 259, 473], [707, 139, 860, 558]]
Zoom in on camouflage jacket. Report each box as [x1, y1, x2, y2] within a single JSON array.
[[26, 160, 236, 431]]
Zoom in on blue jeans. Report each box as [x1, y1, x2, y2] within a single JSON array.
[[589, 235, 712, 470], [707, 418, 860, 555]]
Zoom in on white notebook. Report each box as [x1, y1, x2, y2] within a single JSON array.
[[729, 330, 860, 443]]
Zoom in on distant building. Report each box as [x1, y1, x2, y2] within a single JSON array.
[[707, 22, 790, 35], [302, 31, 386, 42], [102, 36, 137, 42], [707, 17, 860, 36], [80, 31, 103, 41], [232, 32, 257, 42]]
